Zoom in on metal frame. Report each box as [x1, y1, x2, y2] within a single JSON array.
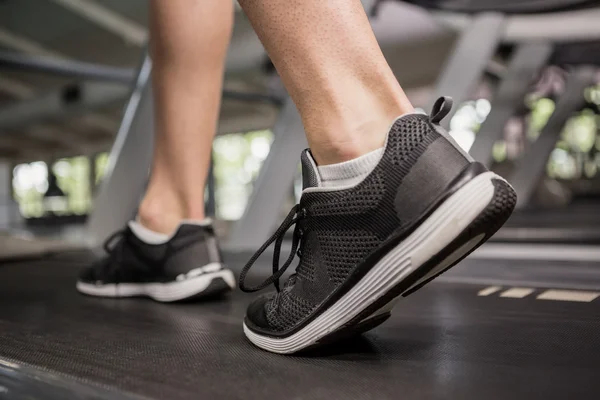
[[426, 13, 505, 127], [435, 6, 600, 43], [509, 67, 597, 209], [226, 96, 307, 251], [469, 42, 553, 167], [206, 154, 216, 218], [0, 161, 18, 230], [0, 51, 282, 105], [0, 82, 128, 131], [0, 51, 136, 83], [49, 0, 148, 47], [86, 53, 154, 244]]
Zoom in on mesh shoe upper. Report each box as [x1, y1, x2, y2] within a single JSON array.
[[79, 223, 223, 284], [243, 106, 474, 336]]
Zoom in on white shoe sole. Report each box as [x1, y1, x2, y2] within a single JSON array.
[[364, 233, 485, 321], [77, 267, 235, 302], [244, 172, 508, 354]]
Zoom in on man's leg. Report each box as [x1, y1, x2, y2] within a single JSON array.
[[77, 0, 235, 301], [240, 0, 413, 165], [238, 0, 516, 353], [141, 0, 232, 233]]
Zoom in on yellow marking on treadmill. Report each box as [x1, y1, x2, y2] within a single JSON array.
[[537, 290, 600, 303], [478, 286, 502, 296], [499, 288, 534, 298]]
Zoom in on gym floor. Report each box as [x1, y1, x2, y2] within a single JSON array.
[[0, 252, 599, 400]]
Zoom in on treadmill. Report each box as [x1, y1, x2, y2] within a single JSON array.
[[1, 1, 600, 399], [0, 249, 599, 399]]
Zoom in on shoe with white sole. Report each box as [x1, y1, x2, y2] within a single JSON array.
[[239, 97, 517, 354], [77, 221, 235, 302]]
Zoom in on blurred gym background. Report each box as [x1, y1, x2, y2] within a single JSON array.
[[0, 0, 597, 254], [1, 1, 600, 399]]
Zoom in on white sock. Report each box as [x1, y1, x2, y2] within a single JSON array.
[[128, 221, 170, 245], [128, 218, 212, 245], [311, 113, 423, 189], [317, 147, 384, 188]]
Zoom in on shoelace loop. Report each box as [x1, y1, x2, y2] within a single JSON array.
[[103, 229, 126, 254], [94, 229, 128, 282], [238, 204, 306, 293], [96, 227, 209, 283]]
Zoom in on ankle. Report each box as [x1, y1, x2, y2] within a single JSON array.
[[138, 192, 205, 235], [303, 81, 413, 166], [309, 123, 385, 165], [137, 200, 182, 235], [308, 109, 408, 165]]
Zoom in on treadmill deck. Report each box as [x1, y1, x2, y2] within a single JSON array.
[[0, 254, 598, 399]]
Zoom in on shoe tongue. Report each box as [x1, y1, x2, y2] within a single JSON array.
[[300, 149, 322, 189]]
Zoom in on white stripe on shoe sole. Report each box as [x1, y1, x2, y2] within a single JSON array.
[[76, 267, 235, 302], [244, 172, 501, 354], [367, 233, 486, 321], [404, 233, 485, 293]]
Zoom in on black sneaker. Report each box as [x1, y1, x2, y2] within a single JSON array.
[[239, 97, 516, 354], [77, 221, 235, 302]]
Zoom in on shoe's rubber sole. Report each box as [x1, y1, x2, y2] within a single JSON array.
[[243, 172, 516, 354], [76, 268, 235, 302]]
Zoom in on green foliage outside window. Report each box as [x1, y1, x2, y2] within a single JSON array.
[[212, 130, 273, 220], [13, 157, 94, 218], [548, 109, 599, 180], [52, 156, 92, 215], [95, 152, 110, 185], [12, 161, 47, 218]]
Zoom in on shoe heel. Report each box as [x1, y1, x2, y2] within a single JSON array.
[[401, 176, 516, 297]]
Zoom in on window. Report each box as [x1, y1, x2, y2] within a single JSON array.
[[13, 156, 95, 218], [212, 130, 273, 220]]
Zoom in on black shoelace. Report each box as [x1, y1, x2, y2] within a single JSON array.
[[103, 229, 127, 255], [93, 229, 129, 281], [239, 205, 307, 293], [95, 228, 207, 281]]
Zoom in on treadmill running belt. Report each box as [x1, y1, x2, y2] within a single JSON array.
[[0, 257, 599, 399]]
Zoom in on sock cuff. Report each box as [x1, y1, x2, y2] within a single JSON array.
[[129, 221, 170, 245], [305, 113, 420, 191], [129, 218, 213, 245], [317, 148, 383, 186]]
